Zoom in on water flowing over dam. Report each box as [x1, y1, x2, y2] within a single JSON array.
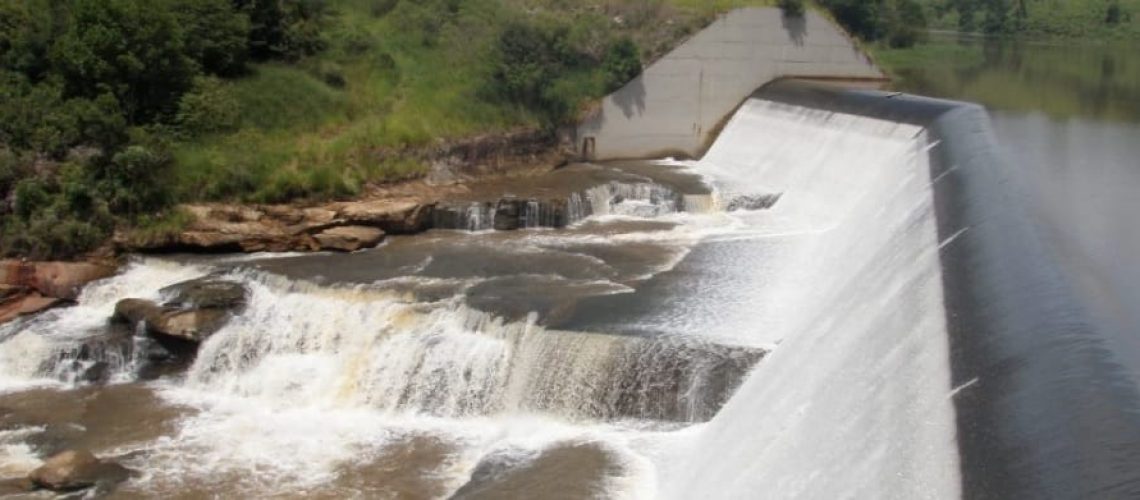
[[3, 80, 1137, 498], [3, 8, 1140, 496]]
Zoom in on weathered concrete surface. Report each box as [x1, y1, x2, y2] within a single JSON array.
[[576, 8, 884, 160]]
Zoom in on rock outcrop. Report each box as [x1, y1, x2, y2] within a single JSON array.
[[0, 260, 116, 301], [313, 226, 385, 252], [28, 449, 130, 492], [119, 198, 436, 253], [0, 260, 117, 325], [113, 278, 247, 343]]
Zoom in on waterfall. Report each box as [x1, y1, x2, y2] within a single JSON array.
[[182, 270, 762, 422], [662, 97, 962, 499], [0, 260, 207, 391]]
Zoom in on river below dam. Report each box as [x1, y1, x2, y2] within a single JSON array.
[[2, 41, 1140, 499]]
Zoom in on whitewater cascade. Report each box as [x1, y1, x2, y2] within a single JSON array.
[[4, 81, 1138, 498], [432, 180, 691, 232], [658, 96, 962, 499]]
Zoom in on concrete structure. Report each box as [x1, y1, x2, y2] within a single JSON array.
[[576, 7, 885, 160]]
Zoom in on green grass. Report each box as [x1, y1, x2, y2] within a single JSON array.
[[168, 0, 779, 205]]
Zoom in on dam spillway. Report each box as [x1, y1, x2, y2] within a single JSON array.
[[2, 80, 1136, 498], [3, 10, 1140, 499]]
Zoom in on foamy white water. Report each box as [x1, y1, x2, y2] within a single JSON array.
[[0, 259, 207, 392], [0, 96, 967, 498], [659, 98, 961, 499]]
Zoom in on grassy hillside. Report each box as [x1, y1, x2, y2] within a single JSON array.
[[1, 0, 781, 259], [175, 0, 774, 204]]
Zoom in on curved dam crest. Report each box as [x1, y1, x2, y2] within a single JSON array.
[[658, 81, 1140, 498], [576, 8, 884, 161]]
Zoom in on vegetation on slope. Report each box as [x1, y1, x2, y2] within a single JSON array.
[[2, 0, 758, 259]]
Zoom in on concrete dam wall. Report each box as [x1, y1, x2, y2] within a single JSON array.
[[660, 81, 1140, 499], [576, 7, 884, 161]]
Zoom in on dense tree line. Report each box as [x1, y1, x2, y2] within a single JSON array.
[[818, 0, 929, 47], [0, 0, 328, 258]]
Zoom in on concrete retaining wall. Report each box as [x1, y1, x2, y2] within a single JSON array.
[[575, 7, 884, 160]]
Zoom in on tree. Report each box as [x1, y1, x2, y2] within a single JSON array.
[[173, 0, 251, 76], [233, 0, 328, 61], [887, 0, 927, 47], [0, 0, 67, 79], [819, 0, 885, 41], [50, 0, 196, 123]]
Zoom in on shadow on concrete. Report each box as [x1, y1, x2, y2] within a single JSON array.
[[613, 75, 647, 119], [781, 14, 806, 46]]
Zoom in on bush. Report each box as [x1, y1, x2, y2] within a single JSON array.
[[602, 37, 642, 92], [370, 0, 400, 17], [315, 61, 347, 88], [1106, 2, 1124, 24], [13, 178, 50, 219], [177, 77, 241, 136], [103, 145, 173, 215], [492, 21, 588, 124]]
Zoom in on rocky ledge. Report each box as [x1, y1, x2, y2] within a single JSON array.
[[119, 198, 434, 254], [0, 260, 117, 325]]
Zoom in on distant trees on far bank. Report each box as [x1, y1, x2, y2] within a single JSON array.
[[818, 0, 930, 48]]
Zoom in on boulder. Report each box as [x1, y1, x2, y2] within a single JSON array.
[[160, 278, 247, 310], [493, 197, 522, 231], [314, 226, 385, 252], [334, 199, 435, 233], [113, 298, 230, 343], [151, 309, 230, 343], [0, 477, 36, 495], [113, 278, 246, 343], [113, 298, 165, 327], [28, 449, 130, 492]]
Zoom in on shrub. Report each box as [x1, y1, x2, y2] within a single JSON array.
[[177, 77, 241, 136], [13, 178, 50, 219], [1106, 2, 1124, 24], [370, 0, 400, 17], [315, 61, 347, 88], [602, 37, 642, 92], [103, 145, 173, 215]]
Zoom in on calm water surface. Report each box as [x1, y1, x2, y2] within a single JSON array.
[[891, 37, 1140, 379]]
